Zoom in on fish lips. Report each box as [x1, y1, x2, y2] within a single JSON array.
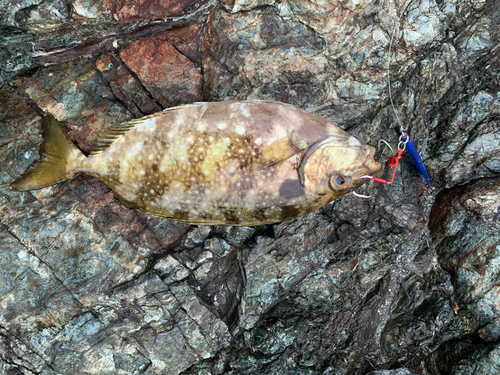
[[351, 145, 382, 188], [363, 145, 382, 175]]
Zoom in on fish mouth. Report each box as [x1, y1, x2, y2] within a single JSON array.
[[352, 145, 381, 187], [364, 157, 382, 176], [364, 148, 382, 175]]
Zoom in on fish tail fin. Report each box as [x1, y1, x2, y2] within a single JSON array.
[[11, 113, 84, 191]]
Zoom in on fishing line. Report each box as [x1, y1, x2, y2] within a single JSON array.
[[387, 2, 408, 135], [358, 0, 431, 190]]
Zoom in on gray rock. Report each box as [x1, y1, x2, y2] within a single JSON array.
[[367, 369, 423, 375]]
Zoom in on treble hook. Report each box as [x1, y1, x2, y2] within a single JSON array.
[[352, 191, 372, 199], [353, 138, 398, 199], [378, 139, 395, 156], [358, 136, 405, 186]]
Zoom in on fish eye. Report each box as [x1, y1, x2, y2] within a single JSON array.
[[329, 174, 348, 191]]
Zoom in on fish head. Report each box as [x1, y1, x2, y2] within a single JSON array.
[[299, 135, 381, 198]]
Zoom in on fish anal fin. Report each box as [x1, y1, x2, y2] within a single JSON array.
[[252, 132, 305, 171], [89, 112, 164, 156], [113, 192, 174, 218]]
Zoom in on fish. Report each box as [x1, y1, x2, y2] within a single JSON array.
[[11, 101, 381, 226]]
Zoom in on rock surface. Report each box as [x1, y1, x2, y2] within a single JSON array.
[[1, 0, 499, 374]]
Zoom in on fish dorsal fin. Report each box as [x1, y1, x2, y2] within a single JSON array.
[[90, 105, 202, 156], [89, 112, 164, 156], [252, 132, 306, 171]]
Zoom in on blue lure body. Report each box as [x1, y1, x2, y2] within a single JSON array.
[[403, 136, 430, 185]]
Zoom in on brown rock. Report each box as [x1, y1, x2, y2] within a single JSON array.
[[95, 53, 162, 116], [120, 32, 202, 108], [163, 24, 202, 66], [2, 0, 500, 373]]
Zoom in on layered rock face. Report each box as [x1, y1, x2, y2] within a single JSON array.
[[1, 0, 499, 374]]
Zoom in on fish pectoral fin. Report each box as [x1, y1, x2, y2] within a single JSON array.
[[251, 133, 305, 171]]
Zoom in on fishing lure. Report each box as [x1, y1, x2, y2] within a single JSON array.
[[360, 132, 430, 187], [402, 134, 431, 185]]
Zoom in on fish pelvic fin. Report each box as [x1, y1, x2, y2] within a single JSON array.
[[11, 113, 84, 191]]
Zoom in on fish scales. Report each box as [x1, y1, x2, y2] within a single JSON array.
[[84, 101, 342, 224], [11, 101, 381, 226]]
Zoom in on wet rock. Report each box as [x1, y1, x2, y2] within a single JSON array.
[[425, 337, 500, 375], [15, 0, 70, 33], [94, 26, 201, 122], [202, 7, 328, 107], [220, 0, 275, 13], [429, 92, 500, 187], [163, 24, 202, 67], [0, 0, 213, 87], [448, 343, 500, 375]]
